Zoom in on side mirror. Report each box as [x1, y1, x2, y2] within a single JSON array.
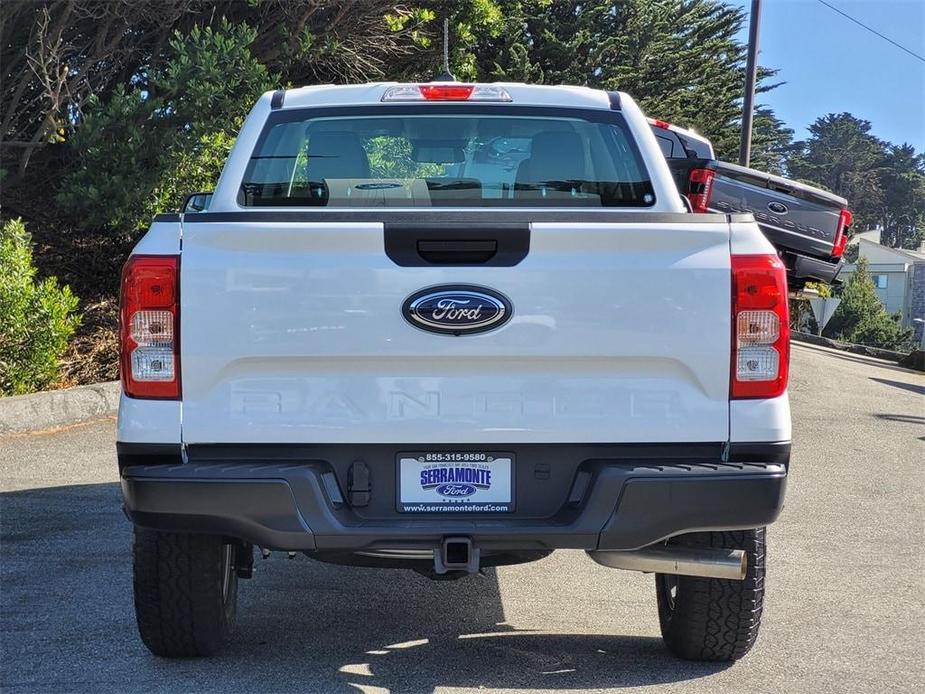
[[182, 192, 213, 213]]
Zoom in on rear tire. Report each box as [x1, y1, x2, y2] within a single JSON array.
[[132, 527, 238, 657], [655, 528, 766, 662]]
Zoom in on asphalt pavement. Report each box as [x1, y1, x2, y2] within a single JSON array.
[[1, 342, 923, 693]]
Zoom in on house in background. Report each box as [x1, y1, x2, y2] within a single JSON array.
[[840, 232, 925, 345]]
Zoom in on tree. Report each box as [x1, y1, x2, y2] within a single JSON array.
[[749, 107, 794, 176], [786, 113, 925, 249], [1, 0, 439, 178], [877, 144, 925, 250], [56, 21, 275, 233], [823, 257, 912, 350], [465, 0, 792, 164], [786, 113, 885, 230]]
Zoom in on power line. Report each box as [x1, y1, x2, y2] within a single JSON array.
[[815, 0, 925, 63]]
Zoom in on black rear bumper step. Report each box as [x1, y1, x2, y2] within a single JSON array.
[[785, 251, 843, 285], [120, 442, 788, 554]]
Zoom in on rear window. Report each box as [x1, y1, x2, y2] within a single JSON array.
[[239, 106, 654, 207], [653, 130, 681, 158]]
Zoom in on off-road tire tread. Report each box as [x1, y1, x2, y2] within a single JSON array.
[[656, 528, 765, 662], [132, 527, 236, 657]]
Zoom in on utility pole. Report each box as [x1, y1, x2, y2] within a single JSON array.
[[739, 0, 762, 167]]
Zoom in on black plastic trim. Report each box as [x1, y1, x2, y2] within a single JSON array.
[[727, 441, 791, 465], [606, 91, 622, 110], [385, 222, 529, 266], [270, 89, 285, 109], [120, 441, 790, 554], [599, 472, 786, 549], [153, 213, 180, 223], [116, 442, 182, 473], [787, 251, 843, 284], [183, 441, 734, 462]]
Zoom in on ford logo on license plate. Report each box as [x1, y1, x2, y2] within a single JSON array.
[[402, 285, 512, 335], [435, 483, 477, 497]]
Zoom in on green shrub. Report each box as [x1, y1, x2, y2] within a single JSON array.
[[0, 219, 80, 395], [57, 20, 275, 234], [824, 257, 913, 351]]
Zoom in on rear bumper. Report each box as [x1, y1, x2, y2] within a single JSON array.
[[785, 250, 843, 286], [119, 442, 788, 552]]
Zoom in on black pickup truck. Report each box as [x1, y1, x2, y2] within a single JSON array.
[[649, 119, 852, 290]]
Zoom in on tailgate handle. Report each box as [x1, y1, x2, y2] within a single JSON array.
[[384, 222, 529, 267], [416, 239, 498, 264]]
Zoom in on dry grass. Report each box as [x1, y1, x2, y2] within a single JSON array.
[[57, 298, 120, 388]]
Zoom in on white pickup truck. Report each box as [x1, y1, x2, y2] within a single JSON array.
[[117, 82, 791, 662]]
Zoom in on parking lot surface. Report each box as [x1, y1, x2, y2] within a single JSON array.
[[2, 342, 923, 693]]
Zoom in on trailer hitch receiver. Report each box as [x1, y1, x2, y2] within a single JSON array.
[[434, 537, 480, 574]]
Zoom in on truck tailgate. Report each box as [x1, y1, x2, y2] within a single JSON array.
[[666, 158, 847, 260], [179, 214, 732, 444], [711, 161, 845, 259]]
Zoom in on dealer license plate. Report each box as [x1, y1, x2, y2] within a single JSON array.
[[398, 452, 513, 512]]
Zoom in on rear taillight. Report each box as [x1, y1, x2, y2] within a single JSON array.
[[652, 119, 671, 129], [832, 208, 852, 258], [731, 254, 790, 399], [119, 255, 180, 399], [687, 168, 715, 213]]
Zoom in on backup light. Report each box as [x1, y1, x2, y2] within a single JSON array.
[[736, 346, 781, 382], [130, 310, 174, 346], [736, 310, 780, 344], [381, 84, 513, 102], [130, 347, 176, 382]]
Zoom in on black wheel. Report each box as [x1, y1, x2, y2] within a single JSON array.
[[655, 528, 766, 662], [132, 527, 238, 657]]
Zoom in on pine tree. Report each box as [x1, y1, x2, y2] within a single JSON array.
[[823, 257, 912, 350], [878, 144, 925, 250], [786, 114, 925, 249], [786, 113, 886, 231], [467, 0, 791, 163]]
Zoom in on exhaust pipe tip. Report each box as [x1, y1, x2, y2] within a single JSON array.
[[588, 545, 747, 581]]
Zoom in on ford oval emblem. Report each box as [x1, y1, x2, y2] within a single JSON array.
[[435, 483, 477, 497], [767, 201, 788, 215], [403, 285, 512, 335]]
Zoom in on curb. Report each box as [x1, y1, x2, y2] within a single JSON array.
[[791, 332, 910, 363], [0, 381, 120, 435]]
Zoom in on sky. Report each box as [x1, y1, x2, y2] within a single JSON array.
[[729, 0, 925, 152]]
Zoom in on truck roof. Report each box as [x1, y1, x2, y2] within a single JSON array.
[[273, 82, 618, 110]]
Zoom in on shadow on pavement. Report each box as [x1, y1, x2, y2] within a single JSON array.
[[792, 342, 915, 374], [873, 413, 925, 424], [1, 482, 728, 693], [868, 377, 925, 397]]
